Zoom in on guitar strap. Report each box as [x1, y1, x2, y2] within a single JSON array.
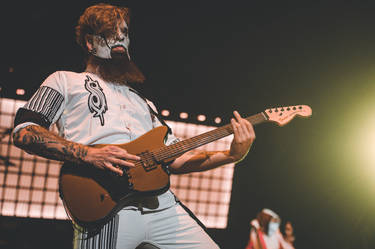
[[171, 191, 208, 233], [129, 88, 172, 135]]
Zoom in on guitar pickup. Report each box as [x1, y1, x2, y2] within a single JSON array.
[[139, 151, 158, 172]]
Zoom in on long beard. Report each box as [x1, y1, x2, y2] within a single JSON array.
[[87, 53, 146, 85]]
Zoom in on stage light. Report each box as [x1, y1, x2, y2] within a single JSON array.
[[339, 90, 375, 196], [197, 114, 206, 122], [351, 114, 375, 168], [16, 89, 25, 95], [180, 112, 188, 119], [161, 109, 170, 117], [214, 117, 222, 124]]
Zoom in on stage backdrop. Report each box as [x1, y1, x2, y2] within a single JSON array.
[[0, 98, 234, 228]]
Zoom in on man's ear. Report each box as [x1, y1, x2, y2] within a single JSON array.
[[85, 34, 93, 51]]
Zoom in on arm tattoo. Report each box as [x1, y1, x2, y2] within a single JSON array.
[[185, 150, 225, 161], [13, 125, 88, 164], [171, 150, 231, 174]]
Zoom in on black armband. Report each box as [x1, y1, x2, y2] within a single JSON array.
[[14, 108, 51, 129]]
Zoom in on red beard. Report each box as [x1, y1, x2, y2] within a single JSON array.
[[87, 53, 146, 85]]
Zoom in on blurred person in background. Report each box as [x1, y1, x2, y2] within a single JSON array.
[[245, 208, 295, 249]]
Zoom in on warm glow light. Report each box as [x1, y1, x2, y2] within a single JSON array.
[[342, 95, 375, 195], [161, 109, 170, 117], [180, 112, 188, 119], [351, 115, 375, 167], [197, 115, 206, 122], [214, 117, 222, 124], [16, 89, 25, 95]]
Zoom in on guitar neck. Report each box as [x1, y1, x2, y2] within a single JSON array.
[[154, 112, 268, 161]]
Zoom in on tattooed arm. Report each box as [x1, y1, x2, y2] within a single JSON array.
[[169, 150, 235, 174], [12, 125, 140, 175]]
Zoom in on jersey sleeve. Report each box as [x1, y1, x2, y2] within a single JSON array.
[[13, 71, 67, 132]]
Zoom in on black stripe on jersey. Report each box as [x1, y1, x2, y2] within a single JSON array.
[[17, 86, 64, 127], [14, 108, 51, 129], [26, 86, 64, 122]]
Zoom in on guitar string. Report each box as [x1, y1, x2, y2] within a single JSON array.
[[154, 130, 229, 160], [129, 113, 266, 170], [156, 125, 231, 157], [130, 126, 231, 170], [154, 114, 265, 160], [153, 113, 266, 161]]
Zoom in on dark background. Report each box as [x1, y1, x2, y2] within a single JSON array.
[[1, 1, 375, 248]]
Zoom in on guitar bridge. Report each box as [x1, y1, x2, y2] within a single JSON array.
[[140, 151, 157, 172]]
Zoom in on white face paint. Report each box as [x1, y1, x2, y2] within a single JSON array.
[[91, 20, 130, 60]]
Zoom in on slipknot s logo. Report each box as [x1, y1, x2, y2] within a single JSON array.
[[84, 75, 108, 126]]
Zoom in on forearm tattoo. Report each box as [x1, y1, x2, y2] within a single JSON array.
[[173, 150, 232, 174], [186, 150, 227, 162], [13, 125, 88, 164]]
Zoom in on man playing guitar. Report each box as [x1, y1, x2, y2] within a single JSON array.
[[12, 3, 255, 249]]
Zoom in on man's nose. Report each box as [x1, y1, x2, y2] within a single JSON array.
[[117, 35, 125, 42], [116, 29, 126, 41]]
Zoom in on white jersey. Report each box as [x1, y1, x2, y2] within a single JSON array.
[[15, 71, 177, 146], [14, 70, 179, 212]]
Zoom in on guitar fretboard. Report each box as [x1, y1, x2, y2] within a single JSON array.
[[153, 112, 267, 161]]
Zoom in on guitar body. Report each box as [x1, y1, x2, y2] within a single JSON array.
[[59, 126, 171, 230]]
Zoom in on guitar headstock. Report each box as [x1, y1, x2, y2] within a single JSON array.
[[264, 105, 312, 126]]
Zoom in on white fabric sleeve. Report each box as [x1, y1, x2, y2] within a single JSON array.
[[12, 122, 41, 134]]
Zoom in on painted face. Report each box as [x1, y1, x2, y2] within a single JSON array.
[[91, 20, 130, 59]]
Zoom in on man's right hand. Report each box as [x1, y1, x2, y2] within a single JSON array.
[[85, 145, 141, 176]]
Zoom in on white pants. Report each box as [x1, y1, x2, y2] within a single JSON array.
[[73, 202, 220, 249]]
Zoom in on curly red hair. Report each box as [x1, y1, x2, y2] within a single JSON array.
[[76, 3, 131, 51]]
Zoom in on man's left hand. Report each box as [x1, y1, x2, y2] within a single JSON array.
[[229, 111, 256, 163]]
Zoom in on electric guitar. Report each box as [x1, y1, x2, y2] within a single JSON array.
[[59, 105, 312, 231]]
